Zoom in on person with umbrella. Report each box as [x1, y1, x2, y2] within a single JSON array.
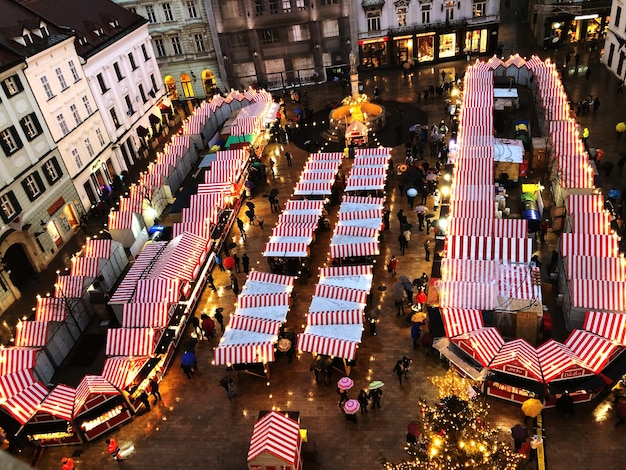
[[398, 231, 408, 255], [206, 271, 217, 292], [411, 322, 423, 350], [201, 313, 216, 339], [415, 204, 427, 230], [180, 350, 197, 379], [369, 382, 384, 409], [521, 397, 544, 424], [406, 187, 418, 209], [392, 281, 407, 316], [343, 399, 359, 423], [232, 253, 241, 273], [242, 253, 250, 274], [230, 273, 240, 296], [236, 218, 246, 240], [511, 424, 529, 451]]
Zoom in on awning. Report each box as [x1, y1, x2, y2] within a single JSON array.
[[0, 369, 36, 402], [74, 375, 120, 417], [247, 270, 295, 287], [0, 348, 38, 375], [105, 328, 162, 357], [2, 382, 48, 425], [35, 384, 76, 422], [102, 356, 150, 391], [214, 339, 275, 365], [314, 284, 367, 304], [298, 333, 359, 360], [247, 411, 301, 468], [583, 311, 626, 345], [137, 125, 149, 137], [537, 339, 595, 383], [452, 327, 504, 367], [488, 339, 543, 381], [35, 297, 68, 322], [564, 329, 618, 373], [228, 315, 282, 335], [307, 310, 363, 326], [122, 302, 171, 328], [14, 322, 49, 347], [237, 293, 291, 309], [149, 113, 161, 125], [440, 308, 485, 337], [329, 241, 379, 258]]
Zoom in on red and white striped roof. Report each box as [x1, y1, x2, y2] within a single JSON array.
[[297, 333, 358, 360], [14, 322, 49, 347], [499, 264, 541, 301], [309, 152, 344, 161], [564, 329, 618, 373], [134, 278, 180, 303], [447, 218, 493, 237], [319, 265, 373, 278], [355, 147, 391, 156], [566, 194, 604, 214], [198, 181, 234, 195], [446, 235, 493, 260], [247, 271, 295, 287], [537, 340, 594, 383], [570, 279, 626, 311], [329, 241, 379, 258], [337, 209, 382, 221], [83, 238, 113, 258], [583, 311, 626, 345], [172, 221, 212, 240], [438, 281, 497, 310], [457, 129, 494, 147], [215, 148, 247, 161], [228, 315, 282, 335], [2, 382, 48, 425], [155, 233, 208, 281], [272, 225, 315, 238], [448, 200, 495, 220], [565, 255, 626, 281], [107, 210, 135, 230], [333, 225, 379, 238], [489, 339, 543, 381], [0, 369, 36, 403], [238, 293, 291, 308], [569, 212, 612, 234], [452, 327, 505, 367], [70, 256, 99, 277], [460, 107, 493, 127], [108, 242, 166, 304], [247, 411, 301, 469], [183, 115, 203, 134], [556, 155, 594, 189], [344, 177, 386, 192], [74, 375, 120, 417], [342, 195, 385, 206], [307, 310, 363, 325], [213, 342, 275, 365], [456, 146, 493, 160], [493, 237, 533, 263], [105, 328, 161, 357], [440, 259, 498, 282], [101, 356, 149, 391], [35, 384, 76, 422], [304, 161, 340, 171], [264, 242, 309, 257], [300, 170, 336, 181], [314, 284, 368, 304], [35, 297, 68, 322], [493, 219, 528, 238], [293, 181, 333, 195], [0, 348, 38, 375], [54, 275, 86, 298], [352, 156, 390, 167], [560, 233, 619, 258], [122, 302, 171, 328], [283, 200, 326, 211], [449, 185, 493, 202], [277, 213, 320, 225], [440, 308, 484, 337]]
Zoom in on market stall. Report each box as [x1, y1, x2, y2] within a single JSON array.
[[247, 410, 302, 470], [80, 238, 128, 291], [345, 119, 368, 147], [101, 356, 150, 412], [14, 321, 74, 370], [107, 210, 146, 248], [105, 328, 162, 357]]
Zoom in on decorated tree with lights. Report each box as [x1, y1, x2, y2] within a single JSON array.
[[381, 370, 525, 469]]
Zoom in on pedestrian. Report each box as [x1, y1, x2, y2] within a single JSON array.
[[138, 390, 151, 411], [619, 153, 626, 173], [585, 66, 592, 81], [358, 389, 370, 415], [61, 457, 75, 470], [180, 350, 197, 379], [285, 151, 292, 166], [424, 239, 431, 261], [411, 322, 422, 350], [269, 158, 275, 178], [214, 307, 225, 331], [406, 188, 416, 209], [338, 387, 349, 406], [230, 273, 240, 296], [257, 215, 264, 229], [201, 313, 216, 339], [106, 438, 123, 461], [394, 286, 407, 316], [393, 360, 405, 386], [398, 232, 408, 255], [415, 290, 427, 311], [539, 219, 548, 244], [388, 255, 398, 276], [214, 252, 225, 271], [370, 387, 383, 409], [189, 315, 204, 340], [382, 204, 391, 231], [555, 392, 574, 418], [242, 253, 250, 273], [593, 96, 601, 112], [245, 209, 255, 225], [312, 362, 322, 384], [207, 272, 217, 291], [219, 376, 237, 399], [148, 376, 161, 403], [417, 212, 425, 231], [574, 52, 580, 69], [232, 253, 240, 273], [432, 189, 441, 211], [397, 209, 408, 228], [237, 218, 246, 240]]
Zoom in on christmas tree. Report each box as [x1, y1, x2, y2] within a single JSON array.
[[381, 371, 524, 469]]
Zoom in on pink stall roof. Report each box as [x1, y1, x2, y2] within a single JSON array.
[[14, 322, 49, 347], [74, 375, 120, 417], [583, 311, 626, 346], [105, 328, 161, 357], [102, 356, 150, 391], [453, 327, 505, 367], [564, 330, 619, 373], [2, 382, 48, 425], [307, 310, 363, 325], [440, 308, 484, 337]]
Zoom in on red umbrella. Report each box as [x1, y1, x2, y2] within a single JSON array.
[[407, 421, 420, 437], [223, 256, 236, 270]]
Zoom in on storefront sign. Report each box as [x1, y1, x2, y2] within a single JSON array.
[[358, 37, 388, 45], [47, 197, 65, 216], [503, 364, 528, 377]]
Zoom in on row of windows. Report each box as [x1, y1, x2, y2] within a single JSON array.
[[38, 59, 82, 100], [143, 1, 199, 23], [107, 76, 159, 130], [153, 34, 207, 58], [0, 157, 63, 223], [229, 20, 339, 49], [253, 0, 309, 16], [95, 47, 151, 95], [0, 113, 44, 156]]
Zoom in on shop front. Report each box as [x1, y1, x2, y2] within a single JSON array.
[[544, 13, 609, 48], [358, 37, 389, 69]]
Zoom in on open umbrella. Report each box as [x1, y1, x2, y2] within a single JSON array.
[[407, 187, 418, 198], [368, 380, 384, 390], [521, 398, 544, 418], [510, 424, 529, 441], [616, 122, 626, 133], [337, 377, 354, 390], [407, 421, 420, 437], [181, 351, 196, 367], [344, 399, 360, 414], [223, 256, 236, 270]]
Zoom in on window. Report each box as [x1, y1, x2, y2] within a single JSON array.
[[150, 74, 158, 93], [22, 172, 44, 201], [128, 52, 137, 70], [95, 128, 105, 146], [56, 114, 69, 135], [142, 44, 150, 60], [254, 0, 263, 16], [20, 113, 42, 140], [282, 0, 291, 13], [113, 62, 124, 81], [68, 60, 80, 82], [163, 3, 174, 21], [43, 157, 62, 184], [82, 95, 93, 115], [0, 192, 20, 222], [0, 126, 22, 155], [71, 148, 82, 168], [187, 1, 198, 18], [139, 83, 147, 103], [40, 76, 54, 99], [194, 34, 206, 52], [231, 32, 248, 48], [608, 43, 616, 68], [421, 4, 431, 23], [397, 7, 407, 26], [70, 104, 81, 125], [155, 38, 166, 57], [617, 6, 622, 28], [110, 108, 120, 128], [472, 0, 486, 17], [321, 0, 337, 4], [290, 25, 310, 42], [84, 138, 95, 157], [145, 5, 156, 23], [55, 67, 68, 90], [96, 73, 108, 93], [2, 75, 23, 96], [446, 5, 454, 21], [269, 0, 278, 14], [367, 10, 381, 32], [171, 36, 182, 55], [125, 95, 134, 115], [322, 19, 339, 38], [296, 0, 305, 10], [260, 29, 281, 45]]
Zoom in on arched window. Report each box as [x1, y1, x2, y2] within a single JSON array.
[[164, 75, 178, 100], [202, 70, 217, 96], [181, 73, 194, 98]]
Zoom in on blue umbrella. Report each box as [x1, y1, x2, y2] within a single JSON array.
[[181, 351, 196, 367], [407, 187, 418, 198], [608, 189, 621, 199]]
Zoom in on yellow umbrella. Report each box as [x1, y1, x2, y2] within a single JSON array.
[[521, 398, 544, 418], [616, 122, 626, 133]]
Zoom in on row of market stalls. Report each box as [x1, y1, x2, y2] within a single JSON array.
[[432, 55, 626, 406], [344, 147, 391, 195], [292, 151, 343, 199]]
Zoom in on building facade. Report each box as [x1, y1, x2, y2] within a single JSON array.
[[601, 0, 626, 79], [207, 0, 353, 90], [355, 0, 500, 70], [115, 0, 225, 105]]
